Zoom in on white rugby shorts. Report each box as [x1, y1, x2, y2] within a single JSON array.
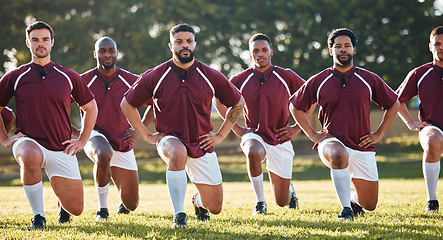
[[85, 130, 138, 171], [240, 132, 295, 179], [318, 137, 378, 181], [12, 137, 82, 180], [157, 135, 222, 185]]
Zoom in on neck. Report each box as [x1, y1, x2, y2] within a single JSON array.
[[32, 56, 51, 67], [173, 57, 194, 70], [254, 64, 272, 73], [333, 63, 353, 73], [433, 59, 443, 68], [97, 66, 117, 77]]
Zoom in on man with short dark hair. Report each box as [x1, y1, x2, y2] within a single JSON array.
[[396, 26, 443, 214], [214, 33, 310, 215], [0, 21, 97, 230], [121, 23, 244, 228], [290, 28, 399, 220], [69, 37, 141, 222]]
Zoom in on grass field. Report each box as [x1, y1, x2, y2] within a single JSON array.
[[0, 180, 442, 239], [0, 133, 442, 239]]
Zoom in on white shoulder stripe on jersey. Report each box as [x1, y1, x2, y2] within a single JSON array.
[[14, 67, 31, 91], [273, 71, 291, 96], [316, 74, 333, 101], [87, 75, 97, 88], [153, 67, 172, 96], [118, 75, 132, 88], [355, 73, 372, 100], [54, 66, 73, 91], [196, 68, 215, 95], [417, 68, 433, 90], [239, 73, 254, 93]]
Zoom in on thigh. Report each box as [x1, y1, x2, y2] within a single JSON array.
[[194, 183, 223, 214], [352, 178, 378, 211], [51, 176, 84, 215], [111, 167, 139, 197]]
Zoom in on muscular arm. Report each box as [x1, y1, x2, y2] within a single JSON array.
[[63, 99, 98, 155], [290, 103, 331, 143], [199, 96, 245, 150], [359, 100, 400, 148], [121, 98, 163, 144], [397, 102, 429, 131]]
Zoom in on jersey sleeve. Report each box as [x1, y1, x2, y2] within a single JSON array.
[[71, 72, 94, 106], [287, 69, 306, 95], [124, 74, 154, 108], [214, 71, 241, 108], [1, 107, 14, 125], [290, 76, 317, 112], [396, 69, 418, 103], [371, 75, 398, 110], [0, 71, 16, 107]]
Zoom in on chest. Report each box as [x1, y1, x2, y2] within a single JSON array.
[[15, 72, 71, 102], [317, 77, 372, 106]]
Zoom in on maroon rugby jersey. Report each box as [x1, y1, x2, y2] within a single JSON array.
[[125, 59, 242, 158], [0, 62, 94, 151], [291, 66, 397, 152], [397, 63, 443, 130], [1, 107, 14, 127], [81, 67, 138, 152], [231, 65, 305, 145]]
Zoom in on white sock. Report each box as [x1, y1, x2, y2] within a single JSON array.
[[350, 188, 359, 205], [331, 168, 351, 208], [249, 173, 265, 203], [23, 181, 45, 217], [194, 192, 204, 208], [96, 183, 109, 209], [166, 170, 187, 215], [423, 161, 440, 201]]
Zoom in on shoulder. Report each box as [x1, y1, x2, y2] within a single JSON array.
[[80, 68, 95, 79], [274, 66, 305, 81], [119, 68, 139, 82], [355, 67, 383, 82], [197, 61, 226, 78], [308, 68, 331, 82], [2, 64, 31, 79], [53, 63, 81, 79], [410, 62, 432, 76], [230, 68, 252, 82]]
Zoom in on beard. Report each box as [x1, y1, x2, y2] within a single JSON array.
[[336, 53, 353, 67], [176, 48, 195, 63], [33, 48, 50, 58], [102, 62, 115, 70]]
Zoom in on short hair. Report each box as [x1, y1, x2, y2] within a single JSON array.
[[26, 21, 54, 39], [95, 37, 117, 51], [327, 28, 357, 48], [430, 26, 443, 42], [248, 33, 272, 47], [170, 23, 195, 40]]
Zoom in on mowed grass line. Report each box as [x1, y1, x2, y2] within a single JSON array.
[[0, 180, 442, 239]]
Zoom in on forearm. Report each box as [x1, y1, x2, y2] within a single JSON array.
[[290, 105, 317, 140], [0, 111, 8, 144], [141, 105, 155, 127], [121, 98, 152, 140], [78, 100, 98, 143], [216, 97, 244, 139], [397, 102, 415, 126], [375, 100, 400, 137]]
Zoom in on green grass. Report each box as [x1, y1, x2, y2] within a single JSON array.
[[1, 134, 442, 239], [0, 180, 442, 239]]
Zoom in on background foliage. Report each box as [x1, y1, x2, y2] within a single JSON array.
[[0, 0, 442, 89]]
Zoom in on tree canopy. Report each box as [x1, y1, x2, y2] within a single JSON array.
[[1, 0, 441, 90]]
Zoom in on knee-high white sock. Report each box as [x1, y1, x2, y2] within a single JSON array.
[[249, 173, 265, 203], [350, 188, 360, 205], [166, 170, 187, 215], [423, 161, 440, 201], [193, 192, 204, 208], [96, 183, 109, 209], [23, 181, 45, 217], [331, 168, 351, 208]]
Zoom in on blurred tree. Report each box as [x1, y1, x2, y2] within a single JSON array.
[[0, 0, 441, 91]]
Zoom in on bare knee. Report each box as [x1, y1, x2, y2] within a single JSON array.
[[207, 205, 222, 215], [424, 136, 443, 159], [361, 201, 377, 211], [122, 198, 138, 211], [276, 199, 287, 207], [66, 204, 83, 216], [17, 148, 42, 167], [95, 149, 112, 167]]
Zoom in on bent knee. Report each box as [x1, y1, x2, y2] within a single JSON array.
[[68, 206, 83, 216], [361, 201, 377, 211], [208, 205, 222, 215]]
